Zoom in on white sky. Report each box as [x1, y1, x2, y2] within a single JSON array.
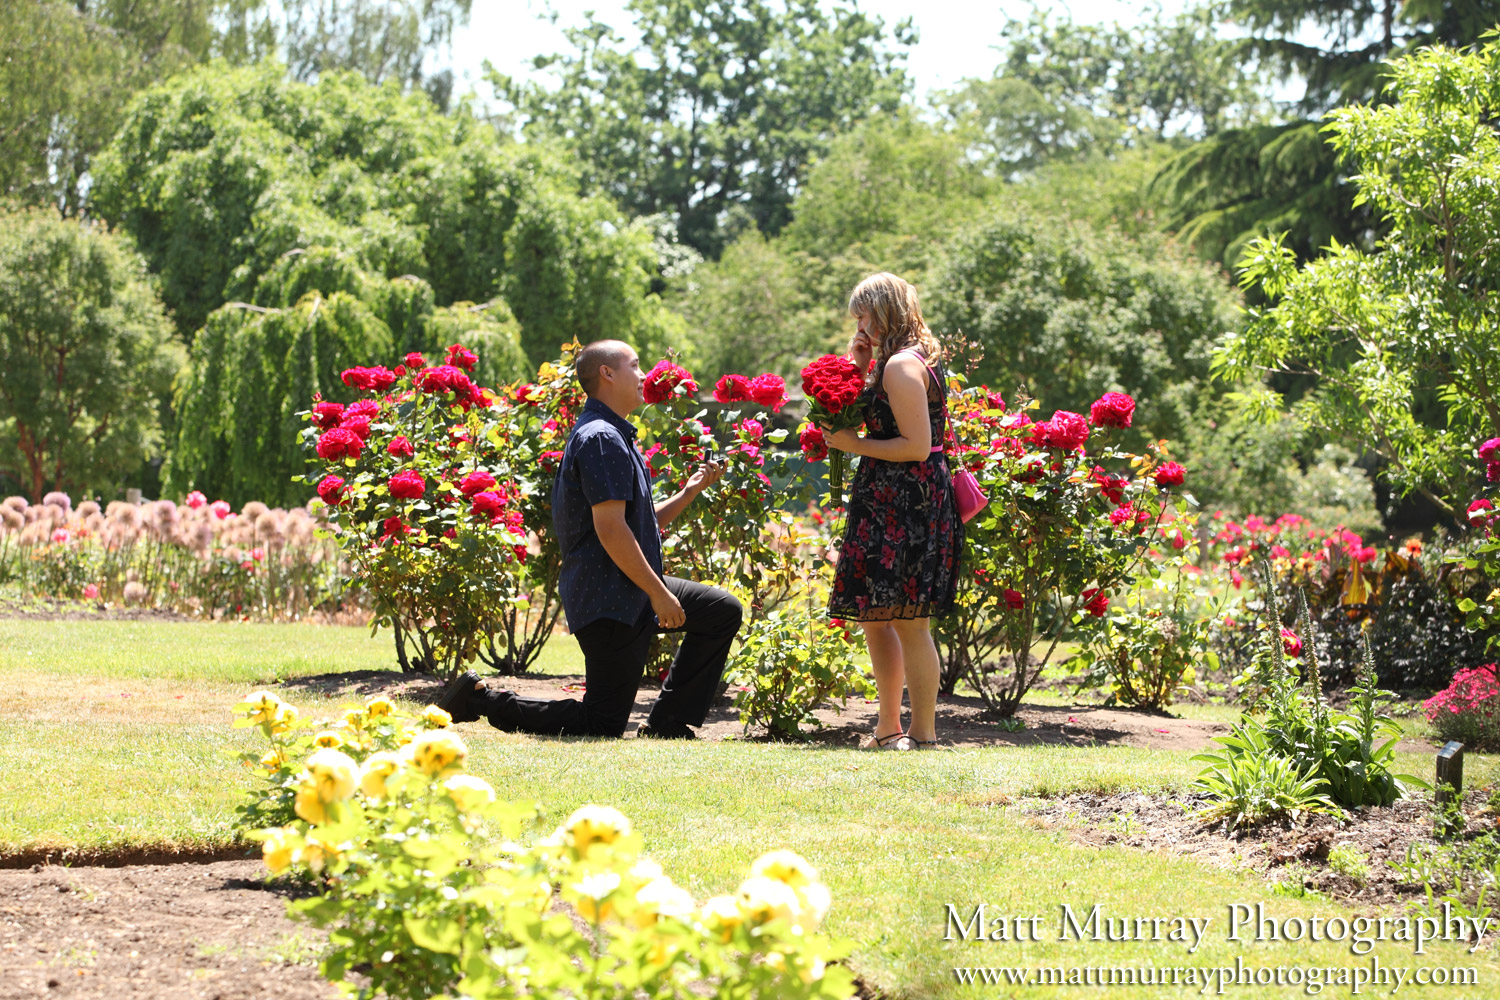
[[448, 0, 1194, 105]]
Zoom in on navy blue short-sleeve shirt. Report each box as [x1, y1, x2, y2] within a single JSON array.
[[552, 397, 663, 632]]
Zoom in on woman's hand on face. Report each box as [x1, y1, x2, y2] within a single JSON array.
[[848, 329, 873, 374]]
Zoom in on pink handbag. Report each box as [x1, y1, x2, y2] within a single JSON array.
[[952, 464, 989, 523]]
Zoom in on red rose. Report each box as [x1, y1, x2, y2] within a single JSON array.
[[1281, 628, 1302, 658], [747, 373, 787, 412], [469, 490, 504, 519], [388, 470, 426, 499], [800, 355, 865, 415], [312, 401, 345, 430], [1468, 498, 1495, 523], [405, 352, 425, 369], [416, 365, 473, 396], [714, 374, 751, 403], [379, 516, 412, 544], [1082, 588, 1109, 617], [1489, 460, 1500, 483], [460, 470, 497, 496], [1004, 589, 1024, 611], [445, 344, 478, 371], [1153, 461, 1185, 487], [341, 366, 398, 392], [643, 360, 698, 404], [316, 475, 346, 506], [1090, 466, 1128, 504], [315, 427, 363, 460], [799, 424, 828, 462], [539, 450, 564, 474], [387, 436, 415, 459], [1089, 392, 1135, 429], [1042, 411, 1089, 451], [516, 383, 539, 405], [737, 418, 764, 442], [341, 415, 371, 441]]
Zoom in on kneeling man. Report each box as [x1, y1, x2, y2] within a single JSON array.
[[440, 340, 741, 738]]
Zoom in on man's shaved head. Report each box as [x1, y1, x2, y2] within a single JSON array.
[[576, 340, 635, 397]]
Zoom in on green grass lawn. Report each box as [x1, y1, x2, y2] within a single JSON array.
[[1, 616, 1493, 998]]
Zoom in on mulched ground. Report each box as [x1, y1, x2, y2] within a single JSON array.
[[0, 859, 335, 1000], [1013, 789, 1494, 908]]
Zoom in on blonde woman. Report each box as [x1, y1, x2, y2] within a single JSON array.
[[817, 272, 961, 750]]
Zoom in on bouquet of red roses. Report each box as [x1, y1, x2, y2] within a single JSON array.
[[800, 354, 866, 499]]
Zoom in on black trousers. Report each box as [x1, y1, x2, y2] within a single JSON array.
[[491, 576, 742, 737]]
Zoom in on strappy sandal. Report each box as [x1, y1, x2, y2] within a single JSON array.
[[861, 730, 911, 751], [911, 739, 941, 751]]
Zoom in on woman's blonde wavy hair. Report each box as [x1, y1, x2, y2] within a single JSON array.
[[847, 272, 942, 385]]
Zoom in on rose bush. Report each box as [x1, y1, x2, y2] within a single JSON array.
[[724, 608, 875, 738], [932, 381, 1193, 714]]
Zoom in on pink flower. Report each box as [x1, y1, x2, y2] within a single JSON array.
[[346, 399, 380, 420], [737, 418, 764, 442], [1042, 411, 1090, 451], [445, 344, 478, 371], [1153, 461, 1185, 487], [1281, 628, 1302, 658], [470, 491, 505, 520], [714, 374, 751, 403], [82, 584, 99, 600], [340, 415, 372, 441], [388, 471, 426, 499], [51, 528, 69, 544], [516, 383, 539, 406], [316, 475, 346, 506], [643, 360, 698, 404], [387, 436, 415, 459], [799, 424, 828, 462], [250, 547, 266, 562], [459, 470, 497, 496], [1480, 438, 1500, 461], [184, 491, 207, 509], [209, 500, 232, 520], [747, 373, 788, 412], [316, 427, 363, 461], [312, 401, 345, 430], [1089, 392, 1135, 429]]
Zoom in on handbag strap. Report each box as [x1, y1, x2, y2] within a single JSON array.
[[894, 348, 957, 455]]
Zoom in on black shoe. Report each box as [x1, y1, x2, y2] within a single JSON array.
[[636, 721, 697, 740], [437, 670, 484, 724]]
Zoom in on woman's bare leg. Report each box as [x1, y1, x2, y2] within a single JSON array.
[[860, 620, 906, 739], [892, 617, 939, 743]]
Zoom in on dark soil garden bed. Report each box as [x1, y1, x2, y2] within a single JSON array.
[[1013, 789, 1486, 907], [0, 859, 335, 999]]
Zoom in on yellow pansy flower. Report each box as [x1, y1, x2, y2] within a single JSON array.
[[313, 730, 345, 748], [294, 783, 328, 825], [699, 894, 743, 941], [631, 876, 695, 929], [422, 705, 453, 728], [359, 751, 403, 799], [442, 774, 496, 813], [562, 804, 631, 857], [748, 849, 819, 889], [242, 690, 283, 726], [261, 826, 302, 874], [410, 729, 468, 775], [568, 871, 622, 923], [365, 696, 394, 719], [303, 747, 358, 802], [735, 875, 804, 929], [269, 703, 299, 734]]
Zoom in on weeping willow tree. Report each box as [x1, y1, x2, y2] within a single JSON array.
[[166, 250, 527, 506]]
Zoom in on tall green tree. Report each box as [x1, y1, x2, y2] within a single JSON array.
[[925, 209, 1241, 447], [494, 0, 914, 256], [1222, 38, 1500, 517], [0, 209, 183, 501], [216, 0, 471, 93], [0, 1, 217, 215], [1153, 0, 1500, 268], [939, 4, 1271, 174], [91, 62, 676, 363]]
